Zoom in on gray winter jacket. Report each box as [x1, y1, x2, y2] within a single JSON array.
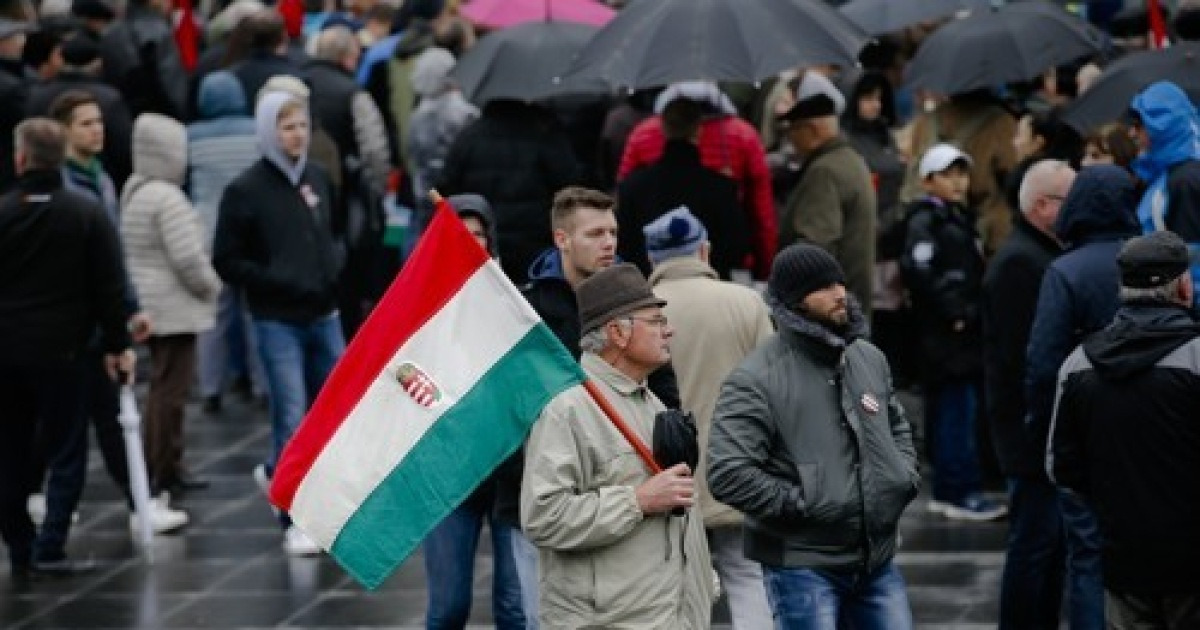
[[708, 302, 918, 573]]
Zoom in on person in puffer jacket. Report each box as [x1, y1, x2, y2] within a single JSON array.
[[121, 113, 221, 513]]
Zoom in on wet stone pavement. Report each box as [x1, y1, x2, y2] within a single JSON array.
[[1, 390, 1007, 629]]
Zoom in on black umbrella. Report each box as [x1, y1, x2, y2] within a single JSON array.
[[840, 0, 988, 36], [560, 0, 868, 90], [449, 21, 605, 106], [1063, 42, 1200, 132], [905, 1, 1108, 96]]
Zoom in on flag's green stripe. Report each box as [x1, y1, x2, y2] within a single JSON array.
[[328, 323, 584, 589]]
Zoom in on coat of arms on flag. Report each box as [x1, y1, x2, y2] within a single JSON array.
[[395, 362, 443, 408]]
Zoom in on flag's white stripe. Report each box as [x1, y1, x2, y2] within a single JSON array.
[[289, 261, 539, 547]]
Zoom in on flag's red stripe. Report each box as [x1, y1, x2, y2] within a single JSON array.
[[269, 200, 489, 511]]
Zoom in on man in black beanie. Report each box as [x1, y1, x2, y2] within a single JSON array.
[[1048, 230, 1200, 629], [709, 242, 920, 629]]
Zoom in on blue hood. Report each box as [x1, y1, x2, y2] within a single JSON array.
[[1131, 81, 1200, 184], [527, 248, 567, 282], [1054, 164, 1140, 247], [197, 71, 249, 120]]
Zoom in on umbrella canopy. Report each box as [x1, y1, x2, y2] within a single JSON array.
[[460, 0, 615, 30], [840, 0, 988, 36], [450, 20, 605, 106], [1063, 42, 1200, 132], [905, 1, 1107, 96], [560, 0, 868, 90]]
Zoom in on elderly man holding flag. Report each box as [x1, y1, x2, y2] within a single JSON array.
[[520, 263, 715, 629]]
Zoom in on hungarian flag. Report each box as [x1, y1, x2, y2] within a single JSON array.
[[269, 198, 585, 589]]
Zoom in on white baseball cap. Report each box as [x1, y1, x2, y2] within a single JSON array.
[[919, 143, 973, 178]]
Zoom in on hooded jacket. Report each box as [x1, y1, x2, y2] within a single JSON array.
[[213, 93, 344, 323], [1130, 81, 1200, 300], [1049, 303, 1200, 594], [121, 114, 222, 335], [1026, 165, 1141, 450], [709, 298, 919, 573], [187, 71, 259, 243]]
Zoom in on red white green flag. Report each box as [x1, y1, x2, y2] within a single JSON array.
[[269, 199, 584, 589]]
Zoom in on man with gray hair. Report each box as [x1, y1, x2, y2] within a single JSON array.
[[982, 158, 1075, 628], [521, 263, 714, 628], [776, 71, 877, 315], [1048, 230, 1200, 629]]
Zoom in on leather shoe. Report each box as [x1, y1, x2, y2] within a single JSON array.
[[30, 557, 97, 576]]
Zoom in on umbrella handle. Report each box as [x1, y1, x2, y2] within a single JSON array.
[[118, 385, 141, 432]]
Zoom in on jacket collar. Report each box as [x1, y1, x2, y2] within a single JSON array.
[[801, 135, 850, 165], [15, 168, 63, 193], [1012, 215, 1062, 254], [582, 352, 648, 398], [769, 293, 868, 365], [647, 256, 717, 285], [660, 139, 702, 164]]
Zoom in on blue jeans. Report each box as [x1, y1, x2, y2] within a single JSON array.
[[423, 504, 525, 629], [926, 379, 982, 502], [1059, 489, 1105, 630], [510, 528, 540, 629], [763, 561, 913, 630], [999, 476, 1065, 629], [198, 286, 265, 398], [254, 314, 344, 472]]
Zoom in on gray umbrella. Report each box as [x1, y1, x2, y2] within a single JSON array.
[[905, 1, 1107, 96], [449, 20, 605, 106], [560, 0, 868, 90], [840, 0, 989, 36], [1063, 42, 1200, 132]]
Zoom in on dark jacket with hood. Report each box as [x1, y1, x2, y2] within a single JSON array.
[[0, 168, 131, 365], [1130, 81, 1200, 301], [437, 101, 581, 284], [842, 71, 904, 227], [982, 216, 1063, 476], [1049, 303, 1200, 594], [213, 92, 344, 324], [616, 139, 746, 280], [1026, 165, 1141, 451], [899, 196, 985, 382], [709, 295, 919, 573]]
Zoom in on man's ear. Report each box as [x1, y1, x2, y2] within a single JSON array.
[[552, 227, 569, 252]]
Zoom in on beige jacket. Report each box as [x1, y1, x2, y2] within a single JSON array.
[[521, 353, 715, 629], [649, 257, 774, 528], [121, 113, 221, 335]]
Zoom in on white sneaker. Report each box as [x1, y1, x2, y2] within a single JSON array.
[[253, 464, 281, 517], [283, 525, 322, 556], [27, 493, 80, 524], [130, 492, 189, 534]]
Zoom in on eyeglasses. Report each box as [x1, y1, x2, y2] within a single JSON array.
[[625, 315, 670, 329]]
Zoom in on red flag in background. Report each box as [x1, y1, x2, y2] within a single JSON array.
[[278, 0, 305, 41], [1147, 0, 1170, 49], [174, 0, 199, 71]]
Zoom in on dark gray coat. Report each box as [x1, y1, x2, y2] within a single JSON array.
[[708, 305, 918, 573]]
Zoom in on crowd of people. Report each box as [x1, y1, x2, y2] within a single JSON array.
[[2, 0, 1200, 628]]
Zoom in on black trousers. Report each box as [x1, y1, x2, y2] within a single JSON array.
[[0, 360, 85, 571]]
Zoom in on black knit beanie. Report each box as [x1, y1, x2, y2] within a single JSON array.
[[768, 243, 845, 307]]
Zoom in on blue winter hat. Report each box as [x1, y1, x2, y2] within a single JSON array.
[[643, 206, 708, 263]]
